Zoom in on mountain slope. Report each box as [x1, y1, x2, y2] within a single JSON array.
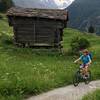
[[67, 0, 100, 35]]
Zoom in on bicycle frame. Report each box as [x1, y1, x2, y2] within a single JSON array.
[[73, 64, 92, 86]]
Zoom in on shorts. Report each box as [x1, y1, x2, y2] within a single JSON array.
[[80, 64, 88, 68]]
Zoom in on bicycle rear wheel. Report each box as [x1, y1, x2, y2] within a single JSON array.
[[85, 70, 92, 84], [73, 71, 80, 87]]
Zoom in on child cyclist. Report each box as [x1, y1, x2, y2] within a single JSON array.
[[74, 49, 92, 78]]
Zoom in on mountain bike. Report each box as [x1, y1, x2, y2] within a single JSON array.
[[73, 65, 92, 87]]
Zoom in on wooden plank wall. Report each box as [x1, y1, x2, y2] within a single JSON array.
[[10, 17, 64, 46]]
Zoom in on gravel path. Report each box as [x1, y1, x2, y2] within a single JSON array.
[[26, 80, 100, 100]]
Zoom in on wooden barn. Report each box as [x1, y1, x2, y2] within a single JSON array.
[[7, 7, 68, 48]]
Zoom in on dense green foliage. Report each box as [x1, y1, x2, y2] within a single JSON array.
[[70, 37, 90, 55], [0, 14, 100, 100], [0, 0, 13, 12], [82, 89, 100, 100]]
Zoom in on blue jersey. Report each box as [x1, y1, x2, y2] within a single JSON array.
[[80, 55, 91, 64]]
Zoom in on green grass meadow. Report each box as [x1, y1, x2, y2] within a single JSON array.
[[0, 14, 100, 100], [82, 89, 100, 100]]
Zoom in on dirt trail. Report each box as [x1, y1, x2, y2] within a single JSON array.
[[26, 80, 100, 100]]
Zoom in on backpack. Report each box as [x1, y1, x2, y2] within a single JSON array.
[[88, 53, 93, 60]]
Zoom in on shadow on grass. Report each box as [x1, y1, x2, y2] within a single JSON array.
[[0, 33, 13, 45]]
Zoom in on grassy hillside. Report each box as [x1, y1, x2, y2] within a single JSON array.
[[0, 14, 100, 100]]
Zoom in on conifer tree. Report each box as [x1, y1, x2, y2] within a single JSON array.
[[88, 25, 95, 33]]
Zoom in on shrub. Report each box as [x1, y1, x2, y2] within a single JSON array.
[[70, 37, 90, 55]]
